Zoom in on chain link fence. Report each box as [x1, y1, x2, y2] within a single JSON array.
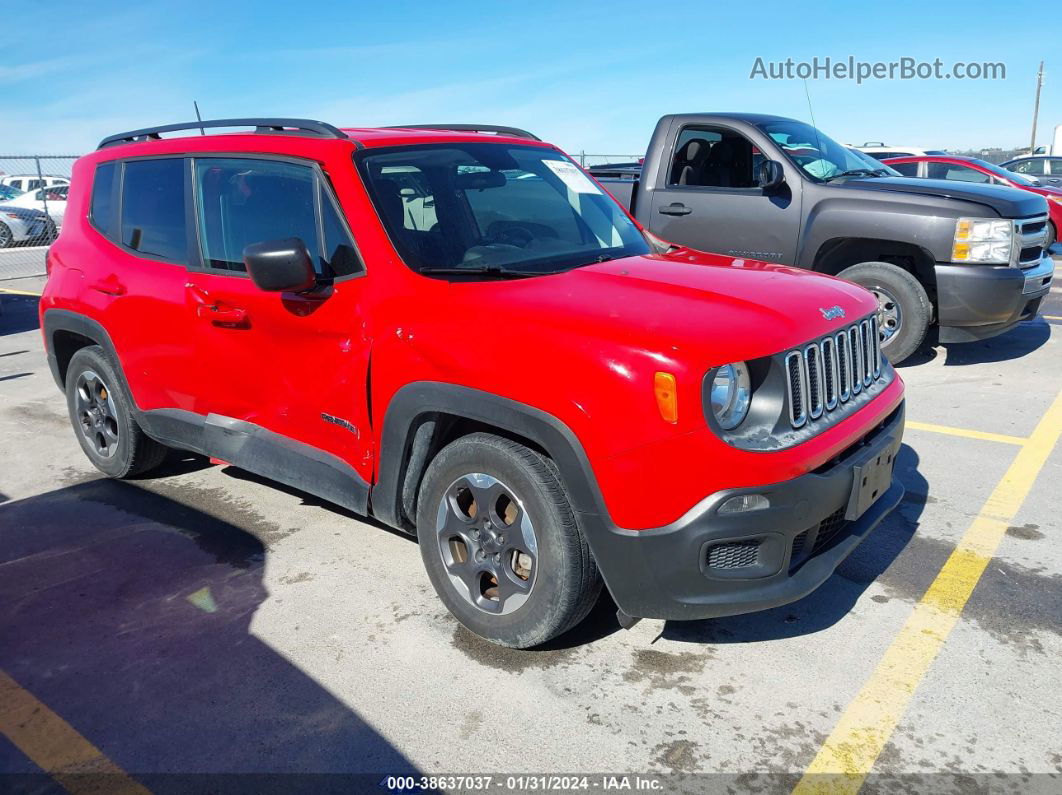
[[0, 155, 79, 281], [572, 152, 641, 168]]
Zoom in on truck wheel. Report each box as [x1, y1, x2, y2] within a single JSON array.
[[416, 432, 602, 648], [836, 261, 930, 364], [65, 346, 169, 478], [1046, 221, 1056, 251]]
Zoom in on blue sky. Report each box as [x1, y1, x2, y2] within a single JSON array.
[[2, 0, 1057, 156]]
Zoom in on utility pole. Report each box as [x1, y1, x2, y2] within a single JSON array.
[[1030, 61, 1044, 155]]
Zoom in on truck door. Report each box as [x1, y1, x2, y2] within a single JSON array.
[[648, 125, 801, 265]]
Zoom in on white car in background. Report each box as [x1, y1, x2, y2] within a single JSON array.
[[0, 174, 69, 191], [854, 143, 948, 160], [1, 183, 69, 227]]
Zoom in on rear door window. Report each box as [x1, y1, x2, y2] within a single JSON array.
[[927, 163, 990, 183], [120, 158, 188, 261], [1012, 159, 1045, 176], [889, 162, 920, 177]]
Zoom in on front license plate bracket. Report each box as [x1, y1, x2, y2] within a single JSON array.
[[845, 440, 898, 521]]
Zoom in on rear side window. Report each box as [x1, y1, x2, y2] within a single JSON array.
[[91, 163, 117, 237], [194, 157, 361, 278], [121, 159, 188, 261], [889, 162, 919, 177]]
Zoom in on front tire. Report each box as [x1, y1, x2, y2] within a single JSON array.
[[417, 433, 602, 648], [836, 261, 931, 364], [65, 345, 169, 478], [1046, 220, 1057, 252], [0, 222, 13, 249]]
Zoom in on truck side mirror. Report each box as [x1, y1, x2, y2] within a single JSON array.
[[758, 160, 786, 192], [244, 237, 317, 293]]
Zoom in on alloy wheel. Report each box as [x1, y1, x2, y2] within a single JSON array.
[[872, 287, 902, 344], [75, 370, 120, 458], [435, 472, 538, 615]]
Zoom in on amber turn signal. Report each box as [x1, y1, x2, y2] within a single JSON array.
[[654, 371, 678, 424]]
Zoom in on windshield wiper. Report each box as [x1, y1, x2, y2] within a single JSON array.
[[417, 265, 542, 278], [823, 168, 885, 182]]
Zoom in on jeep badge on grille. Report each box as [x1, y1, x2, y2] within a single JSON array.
[[819, 305, 846, 320]]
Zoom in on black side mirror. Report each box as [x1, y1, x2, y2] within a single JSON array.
[[243, 238, 317, 293], [758, 160, 786, 192]]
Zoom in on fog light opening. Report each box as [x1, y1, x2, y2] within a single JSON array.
[[718, 493, 770, 514]]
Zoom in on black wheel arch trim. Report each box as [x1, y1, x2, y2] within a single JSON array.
[[43, 309, 123, 392], [374, 382, 609, 529]]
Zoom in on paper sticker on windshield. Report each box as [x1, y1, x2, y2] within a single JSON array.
[[544, 159, 602, 194]]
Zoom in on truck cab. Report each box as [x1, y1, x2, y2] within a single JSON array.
[[595, 113, 1055, 363]]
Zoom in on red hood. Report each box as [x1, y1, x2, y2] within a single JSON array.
[[440, 251, 878, 367]]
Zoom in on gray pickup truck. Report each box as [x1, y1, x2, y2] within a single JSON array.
[[593, 113, 1055, 362]]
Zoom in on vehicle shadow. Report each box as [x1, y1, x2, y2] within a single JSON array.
[[897, 318, 1052, 368], [658, 443, 928, 645], [0, 478, 418, 788], [0, 293, 41, 336]]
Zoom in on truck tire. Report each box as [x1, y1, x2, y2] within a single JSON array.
[[1046, 221, 1056, 252], [416, 432, 602, 648], [65, 345, 170, 478], [836, 261, 931, 364]]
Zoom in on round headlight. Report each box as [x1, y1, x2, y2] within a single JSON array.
[[710, 362, 751, 430]]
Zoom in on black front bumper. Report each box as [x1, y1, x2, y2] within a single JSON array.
[[935, 256, 1054, 343], [579, 404, 905, 621]]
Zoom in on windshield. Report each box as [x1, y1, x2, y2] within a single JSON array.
[[848, 148, 901, 176], [757, 120, 897, 180], [356, 143, 649, 276], [0, 185, 23, 201], [970, 159, 1040, 186]]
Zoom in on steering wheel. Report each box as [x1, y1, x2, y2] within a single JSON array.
[[487, 224, 535, 248]]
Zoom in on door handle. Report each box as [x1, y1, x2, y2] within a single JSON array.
[[659, 203, 692, 216], [88, 277, 126, 296], [196, 304, 248, 327]]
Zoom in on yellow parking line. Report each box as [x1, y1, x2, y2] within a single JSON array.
[[905, 420, 1027, 446], [1044, 315, 1062, 321], [0, 287, 42, 296], [0, 669, 149, 794], [793, 389, 1062, 795]]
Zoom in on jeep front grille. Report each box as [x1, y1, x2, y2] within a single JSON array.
[[785, 316, 882, 429]]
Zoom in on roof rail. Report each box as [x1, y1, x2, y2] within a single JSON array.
[[97, 118, 349, 149], [388, 124, 541, 141]]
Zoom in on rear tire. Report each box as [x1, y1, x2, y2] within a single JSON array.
[[417, 433, 602, 648], [836, 261, 931, 364], [65, 345, 169, 478]]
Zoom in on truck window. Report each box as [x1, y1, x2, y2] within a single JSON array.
[[357, 143, 648, 275], [121, 158, 188, 262], [668, 127, 758, 188], [759, 120, 886, 181]]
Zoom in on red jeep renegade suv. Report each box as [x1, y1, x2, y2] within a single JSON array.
[[41, 118, 905, 647]]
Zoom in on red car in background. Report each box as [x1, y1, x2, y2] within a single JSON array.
[[883, 155, 1062, 250]]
